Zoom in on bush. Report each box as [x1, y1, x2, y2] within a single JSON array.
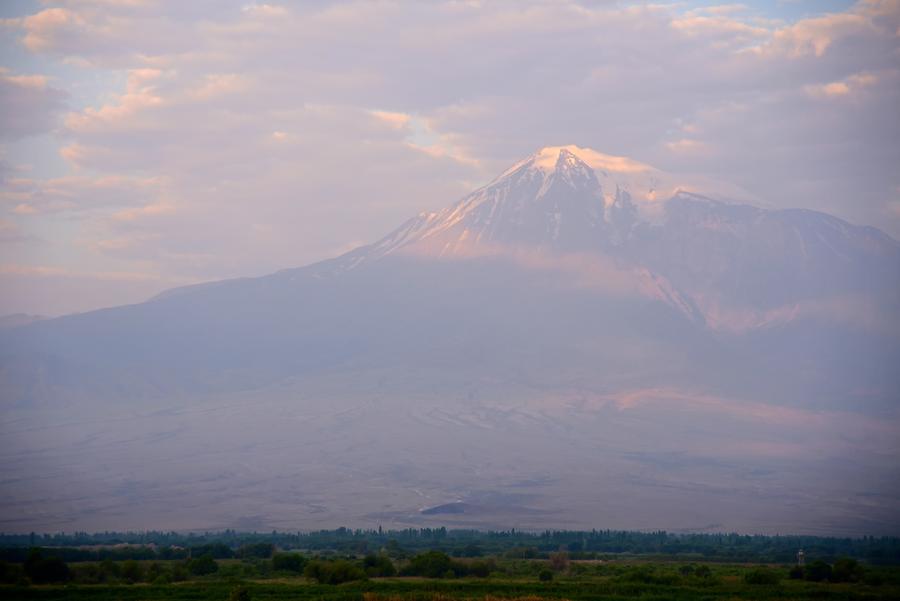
[[170, 564, 189, 582], [98, 559, 120, 581], [272, 553, 307, 574], [832, 557, 865, 583], [621, 565, 680, 586], [229, 585, 251, 601], [189, 543, 234, 559], [805, 560, 832, 582], [303, 559, 367, 584], [538, 568, 554, 582], [146, 562, 165, 582], [24, 549, 71, 584], [863, 571, 884, 586], [744, 567, 781, 585], [694, 565, 712, 578], [120, 559, 143, 583], [188, 554, 219, 576], [468, 559, 494, 578], [362, 554, 395, 577], [548, 551, 569, 572], [0, 561, 23, 585], [402, 551, 457, 578]]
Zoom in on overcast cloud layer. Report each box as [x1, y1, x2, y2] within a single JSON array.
[[1, 0, 899, 316]]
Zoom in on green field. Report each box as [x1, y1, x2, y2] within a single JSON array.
[[3, 557, 899, 601]]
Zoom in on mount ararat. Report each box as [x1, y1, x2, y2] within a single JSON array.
[[1, 146, 898, 535]]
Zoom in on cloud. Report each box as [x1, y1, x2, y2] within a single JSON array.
[[0, 218, 26, 242], [1, 0, 898, 314], [0, 68, 67, 139], [805, 71, 879, 98], [0, 174, 164, 214]]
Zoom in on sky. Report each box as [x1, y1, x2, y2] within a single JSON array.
[[0, 0, 898, 316]]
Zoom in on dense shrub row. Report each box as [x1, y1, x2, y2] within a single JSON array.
[[1, 547, 894, 590]]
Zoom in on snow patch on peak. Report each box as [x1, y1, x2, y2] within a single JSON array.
[[531, 145, 654, 175]]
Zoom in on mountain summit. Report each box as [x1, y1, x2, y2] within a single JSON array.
[[342, 146, 696, 265], [334, 146, 898, 317]]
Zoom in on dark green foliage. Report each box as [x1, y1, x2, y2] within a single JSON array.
[[120, 559, 143, 583], [694, 565, 712, 578], [170, 563, 189, 582], [187, 554, 219, 576], [548, 551, 569, 572], [0, 560, 22, 584], [805, 559, 833, 582], [362, 554, 395, 577], [228, 585, 251, 601], [238, 543, 274, 559], [402, 551, 457, 578], [467, 559, 495, 578], [789, 564, 804, 579], [24, 548, 70, 584], [272, 553, 307, 573], [384, 539, 406, 559], [538, 568, 553, 582], [833, 557, 865, 582], [146, 562, 164, 582], [504, 546, 538, 559], [2, 559, 900, 601], [303, 559, 366, 584], [189, 543, 233, 559], [4, 528, 900, 565], [864, 571, 885, 586], [744, 566, 781, 585], [619, 565, 680, 585]]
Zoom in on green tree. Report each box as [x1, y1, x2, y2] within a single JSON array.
[[832, 557, 865, 583], [468, 559, 494, 578], [24, 549, 70, 584], [402, 551, 457, 578], [238, 543, 274, 559], [272, 553, 307, 573], [805, 560, 832, 582], [187, 554, 219, 576], [303, 560, 366, 584], [362, 554, 396, 577], [744, 567, 780, 585], [120, 559, 143, 583]]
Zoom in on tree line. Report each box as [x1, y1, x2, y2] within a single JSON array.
[[1, 528, 898, 564]]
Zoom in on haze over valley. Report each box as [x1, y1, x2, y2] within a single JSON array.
[[2, 145, 898, 536]]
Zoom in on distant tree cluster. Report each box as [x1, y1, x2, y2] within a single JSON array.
[[790, 557, 868, 583], [2, 527, 898, 565]]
